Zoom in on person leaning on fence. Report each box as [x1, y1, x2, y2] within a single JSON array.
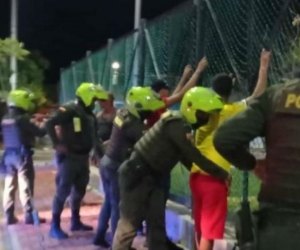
[[112, 87, 230, 250], [190, 49, 271, 250], [46, 83, 108, 240], [1, 89, 47, 225], [213, 69, 300, 250]]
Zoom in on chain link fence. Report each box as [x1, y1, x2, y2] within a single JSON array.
[[59, 0, 300, 212]]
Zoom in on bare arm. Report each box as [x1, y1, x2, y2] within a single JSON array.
[[164, 57, 208, 108], [245, 49, 271, 103], [172, 65, 194, 95]]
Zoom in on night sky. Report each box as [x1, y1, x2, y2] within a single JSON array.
[[0, 0, 186, 86]]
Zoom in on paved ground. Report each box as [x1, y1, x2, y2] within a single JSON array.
[[0, 166, 146, 250]]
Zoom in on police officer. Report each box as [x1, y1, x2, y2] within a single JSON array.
[[1, 89, 46, 225], [93, 87, 165, 248], [213, 71, 300, 250], [112, 87, 230, 250], [46, 82, 108, 239]]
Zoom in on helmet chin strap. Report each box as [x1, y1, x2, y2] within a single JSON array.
[[191, 117, 210, 130], [76, 98, 95, 113], [138, 110, 153, 121]]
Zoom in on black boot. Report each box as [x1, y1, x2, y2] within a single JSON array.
[[93, 235, 110, 248], [70, 209, 93, 231], [5, 214, 18, 225], [49, 213, 69, 239]]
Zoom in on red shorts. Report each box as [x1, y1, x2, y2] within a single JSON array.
[[190, 173, 228, 240]]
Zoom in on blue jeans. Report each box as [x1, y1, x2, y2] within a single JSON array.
[[95, 155, 120, 240]]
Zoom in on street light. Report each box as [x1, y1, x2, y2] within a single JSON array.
[[111, 62, 120, 86], [10, 0, 18, 90], [112, 62, 120, 70]]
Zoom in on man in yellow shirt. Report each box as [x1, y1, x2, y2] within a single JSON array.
[[190, 49, 271, 250]]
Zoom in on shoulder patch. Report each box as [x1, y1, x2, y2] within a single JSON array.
[[161, 111, 172, 119], [114, 116, 124, 128]]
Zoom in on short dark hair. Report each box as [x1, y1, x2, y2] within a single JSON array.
[[212, 73, 233, 97], [150, 80, 170, 93]]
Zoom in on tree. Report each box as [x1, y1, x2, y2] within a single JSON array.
[[0, 38, 49, 105], [0, 38, 29, 93], [18, 51, 50, 105]]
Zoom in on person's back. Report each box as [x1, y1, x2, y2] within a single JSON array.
[[258, 79, 300, 208], [214, 78, 300, 250], [105, 108, 145, 163], [1, 90, 46, 226], [50, 101, 97, 155], [192, 101, 246, 175], [135, 111, 193, 173]]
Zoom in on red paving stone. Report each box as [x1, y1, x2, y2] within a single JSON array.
[[0, 169, 147, 250]]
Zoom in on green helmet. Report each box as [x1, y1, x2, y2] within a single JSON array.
[[180, 87, 223, 125], [126, 86, 165, 118], [76, 83, 108, 108], [7, 89, 37, 112]]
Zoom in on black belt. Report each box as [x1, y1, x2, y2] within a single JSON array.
[[5, 147, 33, 156]]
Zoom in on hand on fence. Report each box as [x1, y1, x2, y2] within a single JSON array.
[[197, 57, 208, 72], [260, 49, 271, 70]]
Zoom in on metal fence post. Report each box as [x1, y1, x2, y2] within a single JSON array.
[[137, 19, 146, 86], [107, 38, 114, 91], [71, 61, 78, 92], [86, 50, 96, 83], [60, 68, 67, 104], [145, 26, 162, 79], [196, 0, 207, 85]]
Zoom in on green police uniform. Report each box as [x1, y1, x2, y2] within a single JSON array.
[[2, 108, 46, 224], [214, 79, 300, 250], [46, 102, 103, 238], [112, 111, 228, 250]]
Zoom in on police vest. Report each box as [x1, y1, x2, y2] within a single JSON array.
[[1, 116, 22, 149], [106, 108, 140, 162], [60, 104, 95, 154], [259, 80, 300, 209], [134, 110, 188, 173]]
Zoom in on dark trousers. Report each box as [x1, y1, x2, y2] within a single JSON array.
[[256, 209, 300, 250], [2, 150, 34, 217], [52, 153, 89, 216], [140, 172, 171, 232], [95, 155, 120, 240], [113, 160, 168, 250]]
